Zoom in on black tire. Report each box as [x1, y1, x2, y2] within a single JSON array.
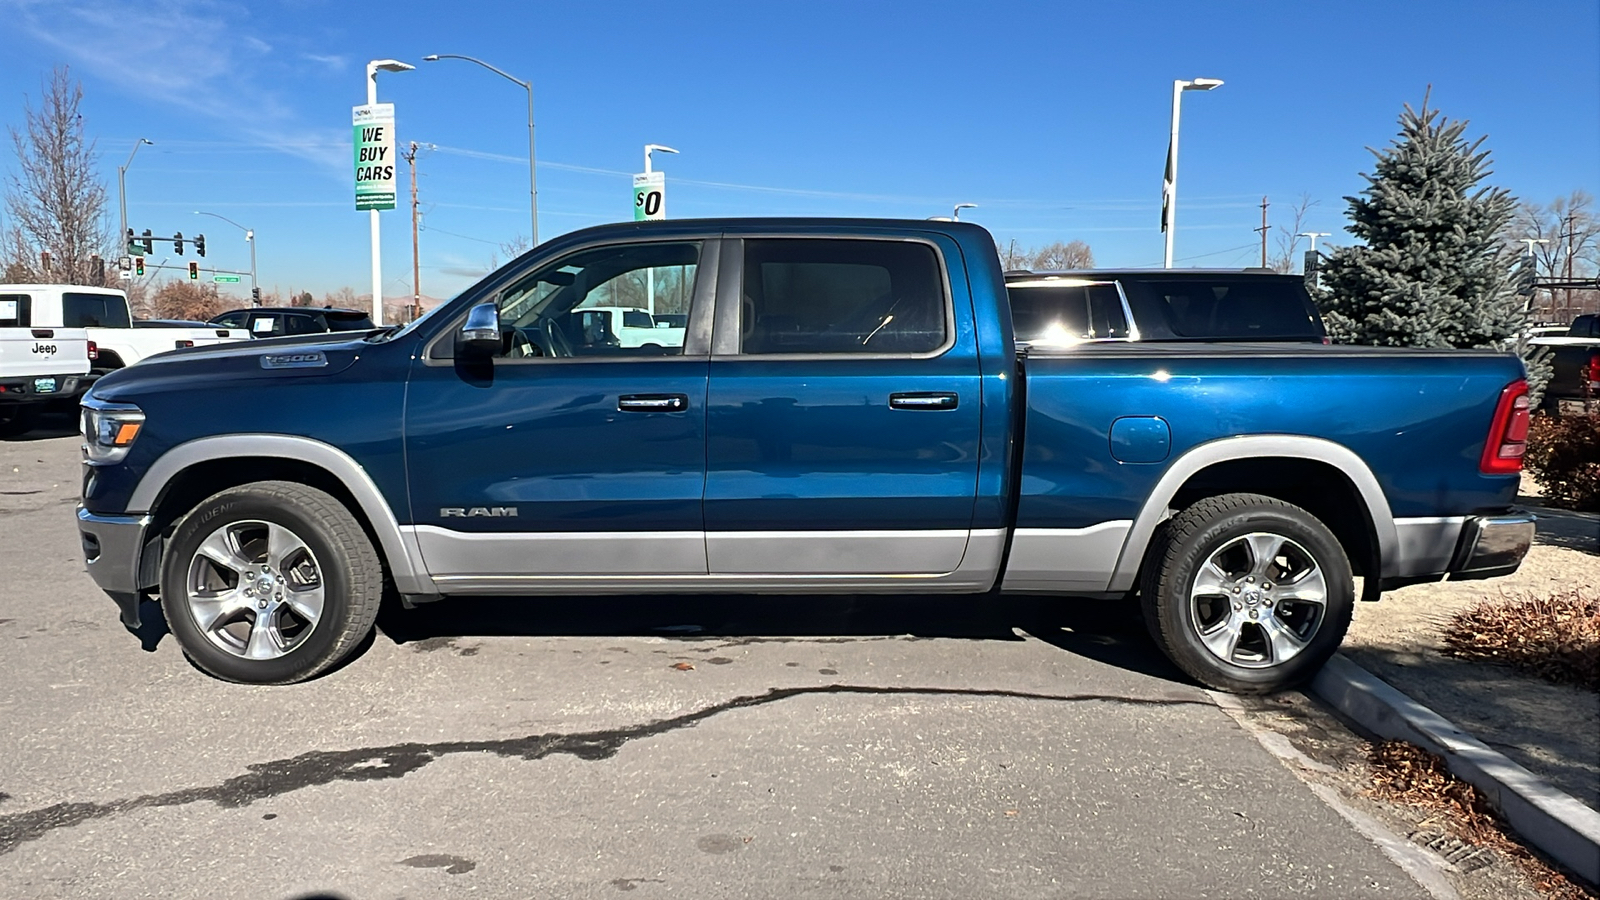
[[1141, 492, 1353, 694], [160, 480, 383, 684], [0, 404, 42, 438]]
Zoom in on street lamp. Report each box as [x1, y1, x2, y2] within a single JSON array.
[[1162, 77, 1224, 268], [1297, 231, 1331, 254], [953, 203, 977, 221], [365, 59, 413, 327], [644, 143, 678, 174], [423, 54, 538, 245], [118, 138, 153, 257], [195, 211, 258, 304]]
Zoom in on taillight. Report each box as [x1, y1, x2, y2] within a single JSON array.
[[1480, 379, 1530, 475], [87, 340, 98, 361], [175, 340, 194, 349], [1587, 351, 1600, 391]]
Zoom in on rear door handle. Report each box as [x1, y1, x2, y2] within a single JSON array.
[[889, 391, 959, 410], [618, 393, 689, 412]]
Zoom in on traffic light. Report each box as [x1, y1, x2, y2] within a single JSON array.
[[125, 228, 136, 255], [1517, 255, 1538, 297], [134, 257, 145, 277], [188, 261, 199, 280], [251, 286, 262, 305], [174, 232, 184, 255], [194, 233, 206, 258], [141, 229, 153, 254]]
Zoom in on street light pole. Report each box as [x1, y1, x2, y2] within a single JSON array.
[[366, 59, 413, 327], [953, 203, 977, 221], [118, 138, 153, 256], [194, 211, 258, 302], [642, 145, 678, 314], [1162, 77, 1224, 268], [423, 54, 538, 245]]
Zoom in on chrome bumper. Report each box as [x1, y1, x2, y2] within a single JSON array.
[[76, 506, 153, 627], [1449, 511, 1537, 581]]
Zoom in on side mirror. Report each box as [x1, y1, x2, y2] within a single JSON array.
[[456, 302, 502, 357]]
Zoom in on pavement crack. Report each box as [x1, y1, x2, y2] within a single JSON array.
[[0, 683, 1205, 856]]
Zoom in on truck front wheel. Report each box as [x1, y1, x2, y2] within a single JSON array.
[[160, 481, 384, 684], [1141, 493, 1354, 694]]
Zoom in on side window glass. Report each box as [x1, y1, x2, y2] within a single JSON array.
[[739, 239, 947, 355], [492, 241, 700, 359], [215, 313, 246, 328], [1086, 284, 1130, 339], [286, 315, 321, 335], [1007, 280, 1129, 345], [61, 293, 131, 328], [0, 294, 30, 328]]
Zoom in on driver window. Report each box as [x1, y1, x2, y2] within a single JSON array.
[[491, 241, 700, 359]]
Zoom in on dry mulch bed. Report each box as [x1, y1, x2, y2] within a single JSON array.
[[1366, 740, 1597, 899], [1441, 590, 1600, 693]]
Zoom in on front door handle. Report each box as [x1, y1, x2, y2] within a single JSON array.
[[889, 391, 959, 411], [618, 393, 689, 412]]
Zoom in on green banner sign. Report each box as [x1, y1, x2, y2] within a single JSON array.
[[352, 103, 397, 212], [212, 274, 242, 284]]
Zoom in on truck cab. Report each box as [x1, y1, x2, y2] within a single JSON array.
[[0, 284, 250, 373]]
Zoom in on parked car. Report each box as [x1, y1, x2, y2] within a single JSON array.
[[1530, 313, 1600, 415], [78, 219, 1534, 692], [1004, 269, 1327, 346], [0, 305, 91, 436], [0, 285, 250, 376], [210, 307, 376, 339]]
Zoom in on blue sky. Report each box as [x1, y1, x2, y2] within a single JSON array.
[[1, 0, 1596, 301]]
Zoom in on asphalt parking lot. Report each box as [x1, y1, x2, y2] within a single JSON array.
[[0, 415, 1460, 899]]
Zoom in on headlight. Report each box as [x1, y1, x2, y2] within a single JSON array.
[[81, 400, 145, 465]]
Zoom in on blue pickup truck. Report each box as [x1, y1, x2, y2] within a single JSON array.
[[76, 219, 1536, 692]]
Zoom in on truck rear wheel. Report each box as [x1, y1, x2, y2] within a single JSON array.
[[1141, 493, 1353, 694], [160, 481, 383, 684]]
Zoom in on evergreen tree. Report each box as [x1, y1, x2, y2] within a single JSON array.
[[1317, 97, 1550, 396]]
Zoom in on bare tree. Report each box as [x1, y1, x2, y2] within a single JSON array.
[[324, 286, 361, 310], [2, 67, 110, 285], [998, 239, 1096, 271], [150, 280, 226, 321], [1268, 195, 1318, 274], [1508, 190, 1598, 321]]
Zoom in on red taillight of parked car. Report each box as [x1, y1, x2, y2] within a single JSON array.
[[175, 340, 194, 349], [87, 340, 98, 361], [1480, 379, 1531, 475], [1587, 351, 1600, 392]]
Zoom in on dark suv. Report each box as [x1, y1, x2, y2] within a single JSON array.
[[210, 307, 376, 339], [1004, 269, 1327, 346]]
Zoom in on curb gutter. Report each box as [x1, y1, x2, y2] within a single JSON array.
[[1310, 653, 1600, 885]]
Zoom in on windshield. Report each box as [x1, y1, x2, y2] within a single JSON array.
[[1118, 276, 1324, 342]]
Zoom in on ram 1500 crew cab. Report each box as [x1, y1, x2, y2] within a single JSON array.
[[75, 219, 1536, 691]]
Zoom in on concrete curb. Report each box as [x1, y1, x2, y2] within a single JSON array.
[[1310, 653, 1600, 885]]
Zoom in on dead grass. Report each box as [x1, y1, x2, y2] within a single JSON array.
[[1366, 740, 1597, 899], [1441, 590, 1600, 693]]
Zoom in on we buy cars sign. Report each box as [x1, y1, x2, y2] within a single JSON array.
[[352, 104, 396, 211]]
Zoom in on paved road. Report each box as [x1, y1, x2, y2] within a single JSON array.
[[0, 420, 1436, 899]]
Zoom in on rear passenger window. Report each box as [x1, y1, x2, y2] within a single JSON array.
[[0, 294, 30, 328], [740, 239, 947, 355], [61, 293, 131, 328], [1007, 280, 1130, 345]]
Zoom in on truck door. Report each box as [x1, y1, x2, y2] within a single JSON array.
[[704, 235, 982, 575], [403, 238, 715, 583]]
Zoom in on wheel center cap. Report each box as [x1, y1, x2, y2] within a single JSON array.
[[1243, 588, 1264, 607]]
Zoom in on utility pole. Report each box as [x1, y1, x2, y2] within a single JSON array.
[[1255, 196, 1270, 268], [1562, 211, 1576, 322], [403, 141, 421, 323]]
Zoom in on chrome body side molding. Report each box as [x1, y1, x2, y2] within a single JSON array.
[[1000, 520, 1133, 593]]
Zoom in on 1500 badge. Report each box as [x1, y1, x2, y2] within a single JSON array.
[[440, 507, 518, 518]]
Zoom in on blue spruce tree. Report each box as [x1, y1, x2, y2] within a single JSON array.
[[1317, 97, 1550, 396]]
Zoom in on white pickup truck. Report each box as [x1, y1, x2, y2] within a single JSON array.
[[572, 305, 686, 350], [0, 285, 249, 375], [0, 307, 91, 436]]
